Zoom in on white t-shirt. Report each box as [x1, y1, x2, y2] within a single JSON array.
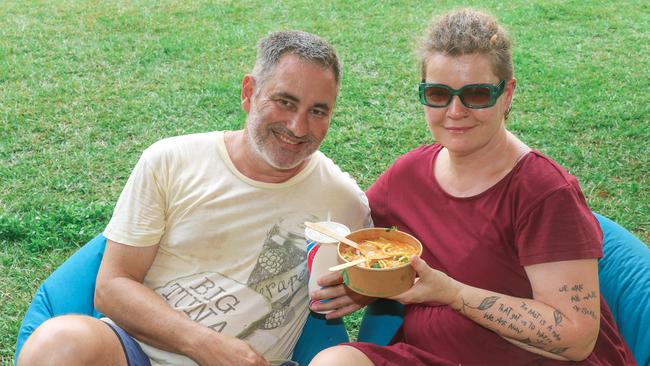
[[103, 131, 371, 366]]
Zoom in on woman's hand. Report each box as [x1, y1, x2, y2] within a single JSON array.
[[390, 256, 462, 307]]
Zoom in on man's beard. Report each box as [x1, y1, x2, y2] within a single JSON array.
[[247, 119, 319, 170]]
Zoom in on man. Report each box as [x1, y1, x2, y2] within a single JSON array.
[[18, 31, 371, 366]]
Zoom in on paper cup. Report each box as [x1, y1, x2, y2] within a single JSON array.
[[337, 228, 422, 298], [305, 221, 350, 313]]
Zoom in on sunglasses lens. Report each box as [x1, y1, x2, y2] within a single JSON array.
[[460, 86, 492, 107], [423, 86, 452, 107]]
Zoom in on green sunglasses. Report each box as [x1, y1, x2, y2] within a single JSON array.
[[419, 80, 506, 109]]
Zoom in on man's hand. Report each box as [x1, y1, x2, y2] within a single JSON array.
[[309, 271, 375, 319], [189, 330, 270, 366]]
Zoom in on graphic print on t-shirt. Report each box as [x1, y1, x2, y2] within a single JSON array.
[[154, 213, 312, 353], [246, 214, 311, 330], [156, 271, 272, 335]]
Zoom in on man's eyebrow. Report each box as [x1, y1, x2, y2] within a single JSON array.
[[272, 91, 332, 111], [272, 91, 300, 103], [313, 103, 331, 112]]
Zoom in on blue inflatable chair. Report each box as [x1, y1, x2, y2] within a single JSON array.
[[14, 214, 650, 365]]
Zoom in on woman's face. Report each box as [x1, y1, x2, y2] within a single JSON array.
[[422, 53, 514, 156]]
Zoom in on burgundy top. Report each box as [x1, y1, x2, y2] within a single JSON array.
[[348, 144, 635, 365]]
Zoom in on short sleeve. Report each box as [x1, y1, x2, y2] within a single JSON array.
[[366, 167, 393, 227], [515, 184, 603, 266], [103, 152, 166, 246]]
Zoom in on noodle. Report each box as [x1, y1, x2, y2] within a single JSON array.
[[341, 237, 417, 269]]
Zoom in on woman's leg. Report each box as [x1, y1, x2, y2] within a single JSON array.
[[309, 345, 374, 366]]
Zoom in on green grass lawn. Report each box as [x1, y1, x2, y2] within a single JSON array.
[[1, 0, 649, 361]]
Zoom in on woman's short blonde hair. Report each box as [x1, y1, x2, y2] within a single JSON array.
[[417, 8, 513, 81]]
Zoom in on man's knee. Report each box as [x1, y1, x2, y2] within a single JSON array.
[[18, 315, 122, 366]]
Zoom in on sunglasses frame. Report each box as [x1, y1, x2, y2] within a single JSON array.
[[418, 80, 506, 109]]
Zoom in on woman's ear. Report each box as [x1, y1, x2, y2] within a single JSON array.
[[504, 78, 517, 120], [505, 78, 517, 104], [241, 75, 256, 113]]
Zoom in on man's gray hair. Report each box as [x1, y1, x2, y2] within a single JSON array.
[[251, 30, 341, 92]]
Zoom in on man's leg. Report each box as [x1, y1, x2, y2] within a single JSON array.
[[17, 315, 127, 366]]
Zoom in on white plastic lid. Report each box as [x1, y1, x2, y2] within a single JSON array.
[[304, 221, 351, 244]]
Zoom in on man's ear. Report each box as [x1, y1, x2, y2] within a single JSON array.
[[241, 75, 255, 113]]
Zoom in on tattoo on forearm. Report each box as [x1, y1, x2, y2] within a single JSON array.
[[459, 282, 598, 355], [464, 297, 563, 349], [460, 295, 499, 314], [549, 347, 569, 355], [477, 296, 499, 310], [563, 283, 598, 320], [572, 305, 597, 320], [553, 310, 563, 326]]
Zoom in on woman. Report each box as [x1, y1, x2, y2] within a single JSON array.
[[309, 8, 634, 366]]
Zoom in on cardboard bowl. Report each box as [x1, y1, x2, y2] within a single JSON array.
[[337, 228, 422, 297]]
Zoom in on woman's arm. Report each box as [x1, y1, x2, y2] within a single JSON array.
[[392, 257, 600, 361]]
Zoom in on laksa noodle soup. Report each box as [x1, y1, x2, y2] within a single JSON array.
[[340, 237, 418, 269], [337, 228, 422, 297]]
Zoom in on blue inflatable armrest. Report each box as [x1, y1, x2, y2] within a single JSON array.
[[14, 234, 106, 362], [595, 213, 650, 366]]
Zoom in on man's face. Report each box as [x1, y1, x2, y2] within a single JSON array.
[[243, 54, 338, 171]]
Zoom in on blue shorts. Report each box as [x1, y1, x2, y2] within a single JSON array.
[[102, 320, 152, 366]]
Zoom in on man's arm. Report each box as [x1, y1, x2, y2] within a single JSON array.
[[392, 257, 600, 362], [95, 239, 270, 366]]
